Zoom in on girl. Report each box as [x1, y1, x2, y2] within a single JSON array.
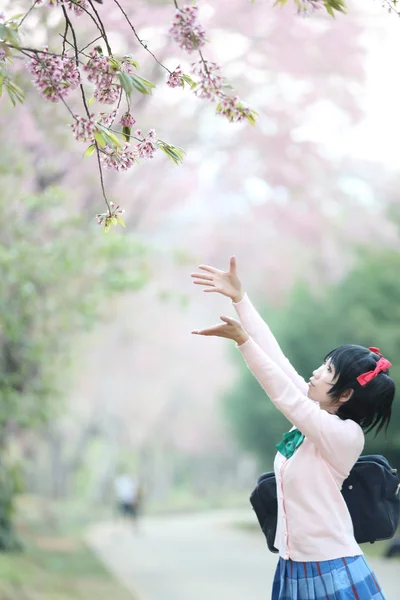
[[191, 256, 395, 600]]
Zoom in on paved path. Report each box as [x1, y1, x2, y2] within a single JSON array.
[[86, 510, 399, 600]]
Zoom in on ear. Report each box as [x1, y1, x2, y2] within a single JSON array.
[[338, 388, 354, 404]]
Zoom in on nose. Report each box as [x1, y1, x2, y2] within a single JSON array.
[[313, 366, 322, 378]]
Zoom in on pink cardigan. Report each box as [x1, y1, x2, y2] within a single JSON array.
[[233, 294, 364, 562]]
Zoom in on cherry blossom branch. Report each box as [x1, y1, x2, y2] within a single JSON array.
[[6, 44, 75, 60], [61, 17, 70, 56], [18, 47, 77, 120], [112, 0, 172, 74], [94, 142, 112, 213], [61, 6, 90, 118], [60, 36, 92, 59], [380, 0, 400, 15], [65, 0, 111, 52], [169, 3, 257, 124], [108, 127, 141, 142], [1, 0, 254, 229], [80, 35, 103, 53], [86, 0, 112, 55], [19, 0, 41, 28]]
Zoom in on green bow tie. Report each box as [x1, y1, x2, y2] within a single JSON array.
[[276, 428, 305, 458]]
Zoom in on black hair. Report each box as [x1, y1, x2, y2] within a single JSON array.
[[324, 344, 395, 436]]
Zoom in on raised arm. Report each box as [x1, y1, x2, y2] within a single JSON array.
[[233, 293, 308, 394], [191, 257, 307, 393], [237, 337, 364, 476]]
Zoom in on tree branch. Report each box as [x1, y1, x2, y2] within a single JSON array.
[[61, 14, 70, 57], [87, 0, 112, 55], [112, 0, 171, 74], [66, 0, 110, 53], [61, 6, 91, 118], [94, 142, 112, 213], [18, 0, 40, 28], [18, 48, 77, 120]]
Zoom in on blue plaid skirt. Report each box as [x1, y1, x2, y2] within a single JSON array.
[[272, 555, 386, 600]]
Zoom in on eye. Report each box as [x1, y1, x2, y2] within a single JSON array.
[[327, 364, 332, 373]]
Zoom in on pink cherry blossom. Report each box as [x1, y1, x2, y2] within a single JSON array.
[[96, 202, 125, 226], [94, 83, 121, 104], [70, 114, 96, 142], [98, 109, 117, 128], [135, 130, 157, 159], [27, 52, 80, 102], [120, 112, 136, 128], [83, 48, 114, 88], [35, 0, 88, 15], [297, 0, 324, 14], [83, 48, 122, 105], [216, 95, 252, 123], [169, 5, 207, 53], [192, 60, 223, 101], [167, 66, 184, 88], [100, 144, 138, 171], [64, 0, 89, 16]]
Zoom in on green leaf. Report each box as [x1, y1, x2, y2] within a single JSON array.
[[6, 85, 16, 107], [94, 131, 107, 148], [130, 74, 155, 95], [8, 14, 25, 22], [245, 110, 258, 126], [157, 141, 186, 165], [0, 24, 21, 47], [181, 74, 197, 90], [88, 97, 95, 106], [117, 217, 126, 227], [84, 144, 96, 157], [6, 80, 24, 103], [122, 55, 139, 69], [118, 72, 134, 96], [109, 57, 121, 72], [98, 126, 122, 149], [122, 125, 131, 142]]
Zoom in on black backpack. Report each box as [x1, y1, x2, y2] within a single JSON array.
[[250, 454, 400, 553]]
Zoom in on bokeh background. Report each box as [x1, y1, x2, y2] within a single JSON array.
[[1, 0, 400, 598]]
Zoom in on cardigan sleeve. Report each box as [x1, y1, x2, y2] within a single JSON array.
[[238, 337, 364, 476], [233, 293, 308, 395]]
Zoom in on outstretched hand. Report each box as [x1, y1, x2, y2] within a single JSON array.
[[192, 315, 249, 346], [191, 256, 244, 303]]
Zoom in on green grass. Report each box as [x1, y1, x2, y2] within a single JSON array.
[[0, 496, 135, 600]]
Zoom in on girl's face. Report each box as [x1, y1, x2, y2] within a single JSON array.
[[308, 360, 338, 411]]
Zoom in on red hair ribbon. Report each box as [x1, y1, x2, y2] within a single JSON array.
[[357, 357, 392, 386], [368, 346, 383, 357]]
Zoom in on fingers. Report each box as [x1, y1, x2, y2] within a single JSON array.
[[192, 326, 223, 336], [220, 314, 237, 325], [190, 272, 213, 281], [220, 315, 231, 324], [229, 256, 236, 273], [197, 264, 220, 274], [193, 281, 215, 287]]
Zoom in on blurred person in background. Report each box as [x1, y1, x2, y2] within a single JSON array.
[[114, 471, 142, 530], [191, 256, 395, 600]]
